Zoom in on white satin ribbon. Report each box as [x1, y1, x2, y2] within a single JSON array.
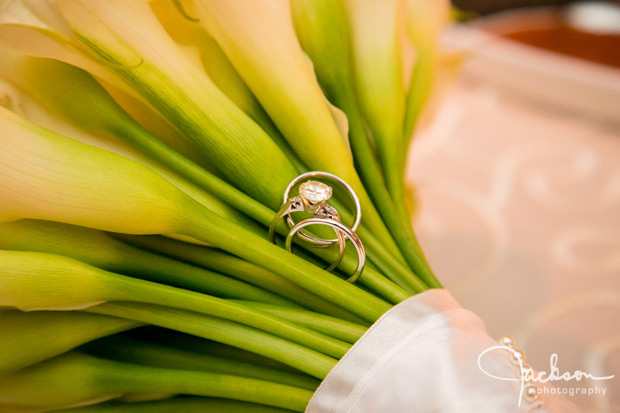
[[307, 289, 579, 412]]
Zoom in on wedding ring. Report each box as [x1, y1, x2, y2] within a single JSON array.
[[285, 217, 365, 283]]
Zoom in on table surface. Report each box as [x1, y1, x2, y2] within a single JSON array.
[[408, 26, 620, 412]]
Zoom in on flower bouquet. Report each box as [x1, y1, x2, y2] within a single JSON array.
[[0, 0, 577, 412]]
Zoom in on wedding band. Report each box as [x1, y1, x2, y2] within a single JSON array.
[[287, 220, 348, 273], [285, 217, 365, 283]]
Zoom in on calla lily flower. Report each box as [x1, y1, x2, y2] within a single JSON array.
[[0, 0, 298, 208], [402, 0, 451, 141], [0, 52, 273, 234], [192, 0, 350, 168], [191, 0, 401, 254], [0, 67, 264, 239], [342, 0, 406, 211], [0, 106, 189, 233], [150, 0, 303, 169], [340, 0, 442, 288], [291, 0, 434, 293]]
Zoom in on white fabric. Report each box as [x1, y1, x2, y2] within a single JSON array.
[[307, 289, 579, 412]]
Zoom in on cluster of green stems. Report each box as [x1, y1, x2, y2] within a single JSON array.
[[0, 0, 447, 411]]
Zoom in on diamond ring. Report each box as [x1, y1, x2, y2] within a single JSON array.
[[272, 171, 362, 246]]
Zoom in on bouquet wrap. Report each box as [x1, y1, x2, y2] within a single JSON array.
[[308, 289, 579, 412]]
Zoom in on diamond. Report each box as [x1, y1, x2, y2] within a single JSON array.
[[299, 180, 332, 203]]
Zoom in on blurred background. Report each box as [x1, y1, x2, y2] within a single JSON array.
[[455, 0, 616, 16], [454, 0, 620, 69], [408, 1, 619, 411]]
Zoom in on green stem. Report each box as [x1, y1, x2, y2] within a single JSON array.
[[104, 271, 351, 359], [233, 301, 366, 344], [357, 226, 429, 294], [0, 220, 296, 307], [113, 242, 298, 307], [116, 234, 364, 322], [133, 328, 303, 374], [83, 335, 320, 391], [293, 245, 411, 305], [56, 397, 295, 413], [395, 46, 444, 288], [88, 302, 338, 379], [1, 352, 311, 412], [179, 204, 391, 322], [326, 78, 437, 291], [0, 310, 140, 375]]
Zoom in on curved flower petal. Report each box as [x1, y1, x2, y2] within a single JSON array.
[[0, 106, 187, 233], [343, 0, 406, 203], [193, 0, 400, 252], [0, 0, 137, 96], [193, 0, 351, 169], [404, 0, 450, 48], [0, 56, 262, 234], [151, 0, 303, 168], [402, 0, 451, 140], [0, 250, 110, 311], [0, 0, 298, 208]]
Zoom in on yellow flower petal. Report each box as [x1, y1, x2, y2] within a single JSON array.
[[194, 0, 352, 171], [0, 106, 185, 233], [404, 0, 450, 47], [0, 0, 298, 207], [194, 0, 400, 251], [343, 0, 406, 199]]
